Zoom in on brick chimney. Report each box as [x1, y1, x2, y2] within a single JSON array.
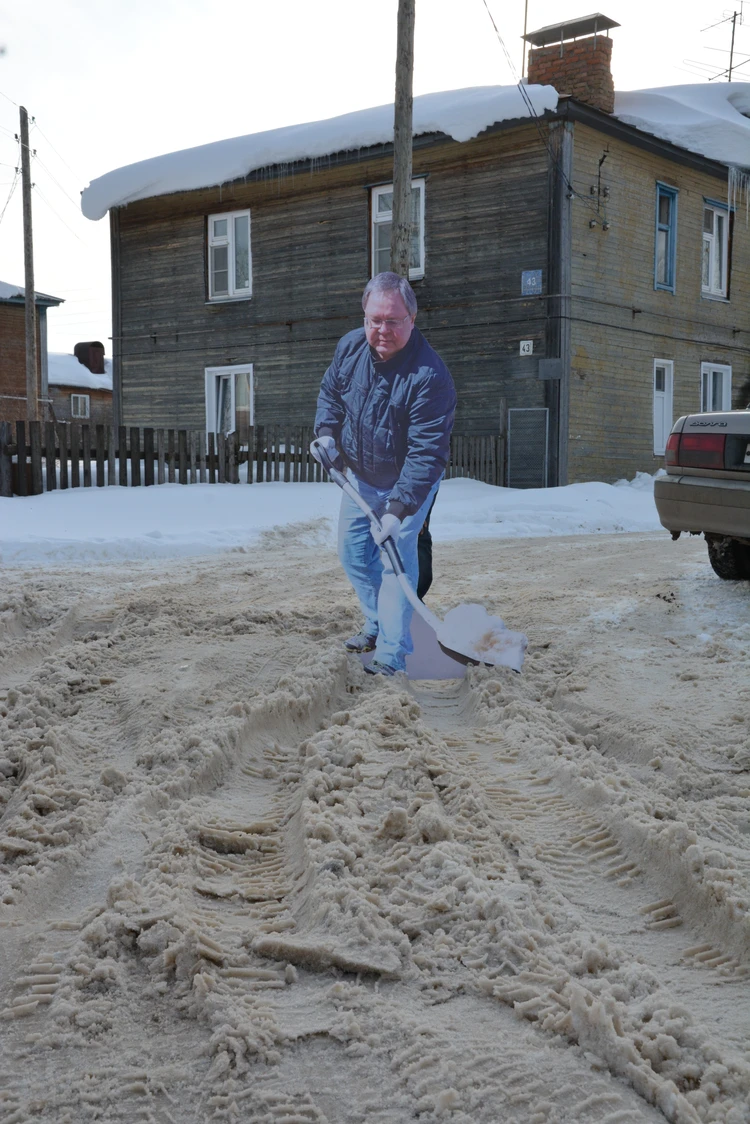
[[525, 14, 618, 114]]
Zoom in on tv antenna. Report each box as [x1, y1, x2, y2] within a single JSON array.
[[701, 2, 746, 80]]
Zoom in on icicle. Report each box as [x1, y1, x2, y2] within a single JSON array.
[[728, 165, 750, 226]]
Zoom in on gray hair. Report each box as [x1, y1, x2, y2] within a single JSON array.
[[362, 272, 418, 316]]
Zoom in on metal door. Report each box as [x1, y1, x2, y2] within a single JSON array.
[[507, 408, 549, 489]]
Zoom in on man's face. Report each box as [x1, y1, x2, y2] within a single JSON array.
[[363, 290, 416, 362]]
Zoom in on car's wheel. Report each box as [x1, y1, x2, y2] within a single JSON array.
[[705, 535, 750, 581]]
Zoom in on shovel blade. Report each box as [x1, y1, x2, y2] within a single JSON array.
[[436, 603, 527, 673]]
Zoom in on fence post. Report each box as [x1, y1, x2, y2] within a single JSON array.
[[71, 423, 81, 488], [229, 431, 238, 483], [217, 432, 226, 483], [246, 425, 254, 483], [117, 424, 127, 487], [96, 424, 106, 486], [15, 421, 27, 496], [189, 430, 198, 483], [0, 422, 11, 498], [58, 423, 69, 490], [207, 432, 216, 484], [198, 431, 207, 483], [178, 429, 187, 484], [130, 427, 141, 486], [107, 424, 116, 485], [144, 428, 155, 486], [167, 429, 176, 483], [45, 420, 57, 491], [29, 421, 43, 495], [157, 429, 166, 484], [255, 425, 264, 482]]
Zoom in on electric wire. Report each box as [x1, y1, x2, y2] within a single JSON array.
[[0, 88, 18, 107], [32, 152, 82, 211], [0, 137, 20, 228], [478, 0, 602, 220], [33, 183, 87, 244], [29, 121, 85, 184]]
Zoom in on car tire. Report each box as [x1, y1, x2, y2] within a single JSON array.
[[705, 535, 750, 581]]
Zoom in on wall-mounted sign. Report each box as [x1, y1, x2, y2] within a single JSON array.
[[520, 340, 534, 356], [521, 269, 543, 296]]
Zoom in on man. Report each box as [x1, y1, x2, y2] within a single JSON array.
[[312, 271, 456, 676]]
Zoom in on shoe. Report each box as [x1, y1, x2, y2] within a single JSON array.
[[364, 659, 400, 677], [345, 631, 377, 653]]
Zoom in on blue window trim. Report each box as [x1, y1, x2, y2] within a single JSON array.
[[654, 183, 678, 293]]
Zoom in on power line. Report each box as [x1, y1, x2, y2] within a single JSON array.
[[0, 170, 19, 227], [30, 120, 85, 184], [33, 183, 87, 244], [0, 88, 18, 107], [32, 152, 82, 211]]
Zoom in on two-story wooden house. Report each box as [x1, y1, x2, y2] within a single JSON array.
[[82, 15, 750, 486]]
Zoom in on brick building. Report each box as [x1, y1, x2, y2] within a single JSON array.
[[0, 281, 64, 423]]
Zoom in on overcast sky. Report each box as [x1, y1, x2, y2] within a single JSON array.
[[0, 0, 747, 354]]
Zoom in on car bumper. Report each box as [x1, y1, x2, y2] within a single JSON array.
[[654, 475, 750, 537]]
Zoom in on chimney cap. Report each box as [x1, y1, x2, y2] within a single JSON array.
[[523, 12, 619, 47]]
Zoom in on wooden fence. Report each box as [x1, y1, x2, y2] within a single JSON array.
[[0, 421, 505, 497]]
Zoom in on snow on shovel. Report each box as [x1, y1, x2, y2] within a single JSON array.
[[312, 441, 527, 673]]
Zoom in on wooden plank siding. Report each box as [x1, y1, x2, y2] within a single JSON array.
[[114, 124, 553, 441], [567, 123, 750, 483]]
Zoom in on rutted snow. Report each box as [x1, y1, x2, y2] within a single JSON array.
[[1, 532, 748, 1122], [81, 85, 559, 219], [0, 474, 663, 566]]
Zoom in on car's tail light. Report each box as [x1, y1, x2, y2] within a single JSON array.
[[665, 433, 680, 466], [677, 433, 726, 469]]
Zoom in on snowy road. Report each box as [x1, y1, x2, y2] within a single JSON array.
[[1, 530, 748, 1123]]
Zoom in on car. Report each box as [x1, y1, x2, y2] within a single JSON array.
[[653, 410, 750, 581]]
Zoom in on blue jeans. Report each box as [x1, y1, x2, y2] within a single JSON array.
[[338, 474, 441, 671]]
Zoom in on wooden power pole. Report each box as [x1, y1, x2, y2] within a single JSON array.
[[19, 106, 38, 422], [390, 0, 415, 278]]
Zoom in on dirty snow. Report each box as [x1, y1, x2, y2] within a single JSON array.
[[1, 518, 749, 1123], [0, 474, 663, 566]]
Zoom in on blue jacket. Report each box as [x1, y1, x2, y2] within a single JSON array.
[[315, 327, 456, 519]]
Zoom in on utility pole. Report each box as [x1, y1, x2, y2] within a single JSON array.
[[19, 106, 38, 422], [390, 0, 415, 278]]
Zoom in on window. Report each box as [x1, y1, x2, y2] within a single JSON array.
[[205, 364, 254, 441], [702, 201, 729, 298], [71, 393, 90, 419], [371, 179, 425, 279], [653, 359, 674, 455], [208, 211, 252, 300], [654, 183, 678, 292], [700, 363, 732, 412]]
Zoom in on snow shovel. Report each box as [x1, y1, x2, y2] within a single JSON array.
[[312, 441, 527, 672]]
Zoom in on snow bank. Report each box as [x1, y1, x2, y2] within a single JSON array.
[[80, 85, 558, 220], [47, 353, 113, 391], [614, 83, 750, 169], [0, 475, 662, 567]]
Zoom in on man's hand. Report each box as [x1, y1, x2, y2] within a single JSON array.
[[371, 513, 402, 546], [311, 436, 342, 469]]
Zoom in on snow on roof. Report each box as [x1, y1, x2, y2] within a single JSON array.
[[613, 83, 750, 169], [80, 85, 559, 220], [0, 280, 64, 305], [47, 352, 113, 392]]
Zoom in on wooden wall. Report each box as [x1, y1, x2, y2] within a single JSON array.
[[114, 125, 553, 438], [567, 123, 750, 483]]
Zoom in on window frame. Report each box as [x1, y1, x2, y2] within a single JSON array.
[[71, 393, 90, 419], [700, 362, 732, 413], [652, 359, 674, 456], [204, 363, 254, 437], [370, 178, 426, 280], [701, 199, 730, 300], [207, 210, 252, 302], [654, 182, 678, 293]]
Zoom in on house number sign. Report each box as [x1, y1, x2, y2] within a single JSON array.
[[521, 269, 543, 295], [520, 340, 534, 356]]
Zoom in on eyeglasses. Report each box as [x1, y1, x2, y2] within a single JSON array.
[[363, 315, 411, 330]]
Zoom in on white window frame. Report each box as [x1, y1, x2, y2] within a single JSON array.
[[71, 393, 90, 419], [371, 179, 425, 280], [205, 364, 254, 435], [207, 210, 252, 301], [652, 359, 674, 455], [700, 362, 732, 413], [702, 201, 729, 299]]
